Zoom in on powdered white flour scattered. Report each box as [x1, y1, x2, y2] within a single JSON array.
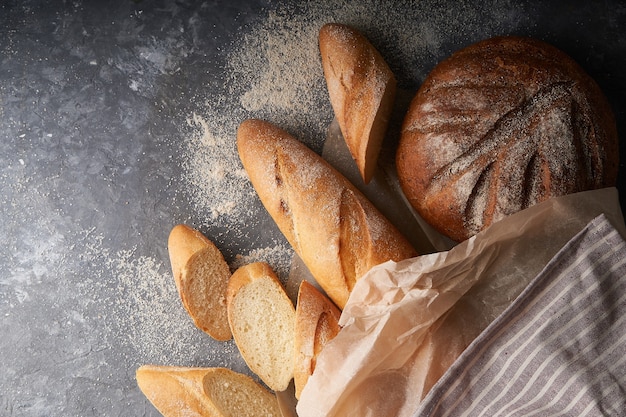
[[181, 0, 520, 245], [173, 0, 526, 366], [105, 0, 526, 374]]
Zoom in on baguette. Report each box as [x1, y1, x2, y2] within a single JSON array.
[[236, 119, 417, 309], [168, 224, 232, 341], [319, 23, 397, 184], [293, 280, 342, 399], [136, 365, 282, 417], [226, 261, 296, 392]]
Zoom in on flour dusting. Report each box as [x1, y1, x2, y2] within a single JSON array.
[[181, 0, 523, 238]]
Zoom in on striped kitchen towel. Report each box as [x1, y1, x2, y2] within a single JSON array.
[[415, 213, 626, 417]]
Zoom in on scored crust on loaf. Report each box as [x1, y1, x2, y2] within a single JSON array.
[[319, 23, 397, 184], [396, 36, 619, 242], [136, 365, 282, 417], [294, 280, 342, 399], [168, 224, 232, 341], [226, 262, 296, 392], [237, 119, 417, 309]]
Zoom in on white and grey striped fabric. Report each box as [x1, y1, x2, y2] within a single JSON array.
[[415, 214, 626, 417]]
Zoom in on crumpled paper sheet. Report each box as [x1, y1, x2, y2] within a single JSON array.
[[296, 187, 626, 417]]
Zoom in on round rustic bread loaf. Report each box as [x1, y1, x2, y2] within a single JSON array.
[[396, 36, 619, 242]]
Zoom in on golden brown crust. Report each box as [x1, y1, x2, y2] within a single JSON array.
[[168, 224, 211, 290], [397, 36, 619, 242], [319, 23, 397, 184], [137, 365, 216, 416], [225, 260, 258, 307], [136, 365, 282, 417], [294, 281, 342, 399], [237, 119, 417, 309], [168, 224, 232, 341]]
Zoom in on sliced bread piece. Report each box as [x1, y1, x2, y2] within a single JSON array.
[[293, 280, 342, 399], [136, 365, 282, 417], [227, 262, 296, 392], [168, 224, 232, 341], [319, 22, 397, 184]]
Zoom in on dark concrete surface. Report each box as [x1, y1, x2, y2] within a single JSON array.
[[1, 1, 624, 415]]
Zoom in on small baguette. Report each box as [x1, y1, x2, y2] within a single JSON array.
[[236, 119, 417, 309], [293, 280, 342, 399], [226, 262, 296, 392], [319, 23, 397, 184], [168, 224, 232, 341], [136, 365, 282, 417]]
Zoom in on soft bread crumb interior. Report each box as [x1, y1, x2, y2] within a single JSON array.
[[230, 278, 295, 391]]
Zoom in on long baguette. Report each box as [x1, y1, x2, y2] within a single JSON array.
[[236, 119, 417, 309], [319, 23, 397, 184]]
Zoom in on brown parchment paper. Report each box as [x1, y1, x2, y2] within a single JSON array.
[[296, 187, 626, 417]]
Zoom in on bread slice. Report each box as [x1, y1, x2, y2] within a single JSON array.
[[226, 262, 296, 392], [168, 224, 232, 341], [136, 365, 282, 417], [293, 281, 342, 399], [319, 22, 397, 184]]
